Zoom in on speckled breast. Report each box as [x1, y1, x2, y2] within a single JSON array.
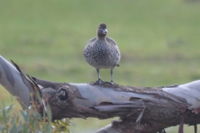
[[84, 39, 120, 69]]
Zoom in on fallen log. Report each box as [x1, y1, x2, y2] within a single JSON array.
[[0, 55, 199, 133]]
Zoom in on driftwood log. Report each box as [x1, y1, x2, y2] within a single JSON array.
[[0, 55, 200, 133]]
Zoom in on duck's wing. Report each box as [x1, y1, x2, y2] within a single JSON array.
[[106, 37, 117, 46], [83, 37, 97, 57], [86, 37, 97, 46], [106, 37, 121, 64]]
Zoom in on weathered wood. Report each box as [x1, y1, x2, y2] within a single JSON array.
[[0, 56, 31, 108], [0, 55, 200, 133]]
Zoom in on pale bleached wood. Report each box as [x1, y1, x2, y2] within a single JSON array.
[[0, 56, 31, 108]]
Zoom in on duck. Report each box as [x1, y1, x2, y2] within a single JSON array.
[[83, 23, 121, 84]]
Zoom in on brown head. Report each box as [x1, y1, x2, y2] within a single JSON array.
[[97, 23, 108, 38]]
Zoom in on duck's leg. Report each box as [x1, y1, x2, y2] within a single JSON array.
[[97, 68, 100, 80], [194, 124, 197, 133], [178, 116, 184, 133], [110, 68, 114, 82], [95, 68, 103, 84]]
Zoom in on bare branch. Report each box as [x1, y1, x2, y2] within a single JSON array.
[[0, 56, 31, 108]]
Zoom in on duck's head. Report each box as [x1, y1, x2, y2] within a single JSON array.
[[97, 23, 108, 38]]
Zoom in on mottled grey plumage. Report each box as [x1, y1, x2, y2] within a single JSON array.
[[83, 24, 121, 83]]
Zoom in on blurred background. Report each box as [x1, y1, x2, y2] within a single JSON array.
[[0, 0, 200, 132]]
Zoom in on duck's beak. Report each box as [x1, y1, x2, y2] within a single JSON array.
[[103, 29, 108, 34], [100, 28, 108, 35], [98, 28, 108, 36]]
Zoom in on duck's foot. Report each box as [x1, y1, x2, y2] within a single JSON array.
[[93, 79, 104, 85], [92, 80, 119, 88], [103, 80, 118, 86], [110, 80, 114, 84], [158, 129, 166, 133]]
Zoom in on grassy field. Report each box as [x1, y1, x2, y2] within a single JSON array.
[[0, 0, 200, 132]]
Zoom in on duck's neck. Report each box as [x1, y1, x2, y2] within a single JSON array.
[[97, 35, 106, 40]]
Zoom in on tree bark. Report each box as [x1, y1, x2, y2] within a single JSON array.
[[0, 55, 200, 133]]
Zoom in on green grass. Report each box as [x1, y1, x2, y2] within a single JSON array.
[[0, 0, 200, 132]]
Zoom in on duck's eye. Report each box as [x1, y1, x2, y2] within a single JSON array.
[[57, 88, 68, 101]]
